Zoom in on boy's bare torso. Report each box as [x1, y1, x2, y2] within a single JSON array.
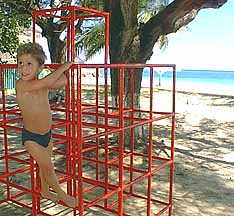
[[16, 82, 52, 134]]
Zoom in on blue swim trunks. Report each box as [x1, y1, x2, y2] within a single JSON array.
[[22, 128, 52, 148]]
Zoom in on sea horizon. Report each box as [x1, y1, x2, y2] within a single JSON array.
[[2, 66, 234, 96], [141, 68, 234, 96], [82, 67, 234, 96]]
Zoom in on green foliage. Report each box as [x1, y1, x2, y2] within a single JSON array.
[[77, 0, 103, 10], [0, 11, 19, 55], [0, 0, 170, 59], [138, 0, 169, 23], [76, 0, 170, 60], [0, 1, 31, 55], [76, 21, 105, 61]]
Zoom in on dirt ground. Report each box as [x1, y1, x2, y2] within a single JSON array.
[[0, 90, 234, 215]]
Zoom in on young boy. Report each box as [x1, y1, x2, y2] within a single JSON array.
[[16, 42, 77, 208]]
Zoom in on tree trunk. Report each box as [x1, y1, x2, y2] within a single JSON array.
[[103, 0, 227, 148], [47, 36, 65, 63], [106, 0, 227, 106], [41, 18, 66, 63]]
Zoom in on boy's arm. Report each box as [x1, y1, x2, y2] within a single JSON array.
[[17, 62, 72, 92], [45, 65, 68, 89], [48, 73, 67, 89]]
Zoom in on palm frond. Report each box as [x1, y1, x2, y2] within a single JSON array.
[[76, 22, 105, 60]]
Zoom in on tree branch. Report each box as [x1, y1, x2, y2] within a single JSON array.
[[140, 0, 227, 62]]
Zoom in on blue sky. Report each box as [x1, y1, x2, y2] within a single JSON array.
[[148, 0, 234, 71], [41, 1, 233, 71]]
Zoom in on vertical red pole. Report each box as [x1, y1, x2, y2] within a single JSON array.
[[118, 67, 124, 215], [168, 65, 176, 216], [95, 67, 100, 181], [32, 12, 36, 42], [104, 66, 109, 208], [71, 63, 76, 215], [76, 64, 84, 215], [31, 12, 38, 215], [129, 68, 135, 195], [104, 16, 110, 203], [146, 67, 154, 216], [67, 19, 71, 62], [70, 16, 77, 215], [66, 16, 73, 198], [70, 6, 75, 63], [104, 14, 109, 64], [102, 18, 110, 205], [104, 13, 109, 208], [71, 7, 83, 215], [0, 67, 10, 200]]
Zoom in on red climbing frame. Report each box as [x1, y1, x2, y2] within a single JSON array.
[[0, 6, 176, 216]]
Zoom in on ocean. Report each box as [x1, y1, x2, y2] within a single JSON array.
[[3, 67, 233, 96], [141, 69, 234, 96]]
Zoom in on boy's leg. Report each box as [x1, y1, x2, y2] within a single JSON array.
[[39, 141, 58, 202], [25, 141, 77, 208], [40, 168, 58, 202]]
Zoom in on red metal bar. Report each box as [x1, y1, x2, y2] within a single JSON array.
[[118, 67, 124, 215], [32, 12, 39, 216], [65, 22, 72, 197], [76, 65, 84, 215], [104, 13, 109, 64], [32, 13, 36, 42], [0, 6, 176, 215], [95, 67, 100, 181], [70, 7, 75, 63], [129, 68, 135, 195], [0, 63, 176, 215], [0, 68, 11, 200], [104, 66, 109, 208], [147, 66, 154, 215], [32, 6, 109, 17], [168, 66, 177, 216], [69, 11, 79, 216], [76, 63, 176, 68]]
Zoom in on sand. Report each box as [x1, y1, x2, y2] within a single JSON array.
[[167, 91, 234, 216], [0, 88, 234, 215]]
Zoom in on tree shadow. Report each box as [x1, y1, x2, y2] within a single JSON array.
[[1, 93, 234, 215]]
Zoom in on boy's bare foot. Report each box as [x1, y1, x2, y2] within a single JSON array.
[[58, 193, 78, 208], [41, 191, 58, 203]]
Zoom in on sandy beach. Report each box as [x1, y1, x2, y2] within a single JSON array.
[[163, 90, 234, 216], [140, 87, 234, 215], [0, 86, 234, 215]]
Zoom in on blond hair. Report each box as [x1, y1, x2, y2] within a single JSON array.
[[17, 42, 47, 65]]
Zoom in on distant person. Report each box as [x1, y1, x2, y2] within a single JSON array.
[[16, 42, 77, 208]]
